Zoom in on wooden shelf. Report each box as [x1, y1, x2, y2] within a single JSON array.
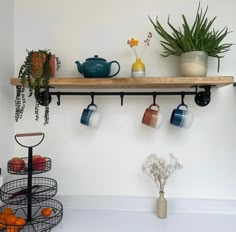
[[10, 76, 234, 89]]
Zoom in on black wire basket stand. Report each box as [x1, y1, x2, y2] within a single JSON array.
[[0, 132, 63, 232]]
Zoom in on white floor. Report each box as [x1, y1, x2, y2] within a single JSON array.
[[53, 208, 236, 232]]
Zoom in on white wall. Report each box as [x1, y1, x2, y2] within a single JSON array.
[[0, 0, 14, 181], [13, 0, 236, 200]]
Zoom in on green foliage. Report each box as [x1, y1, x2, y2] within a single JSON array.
[[15, 49, 61, 125], [149, 3, 233, 72]]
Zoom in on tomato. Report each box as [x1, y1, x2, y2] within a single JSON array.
[[32, 155, 46, 171], [9, 158, 25, 172]]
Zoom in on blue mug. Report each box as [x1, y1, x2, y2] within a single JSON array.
[[170, 104, 193, 129], [80, 104, 101, 127]]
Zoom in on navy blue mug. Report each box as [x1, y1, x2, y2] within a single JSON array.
[[170, 104, 193, 129], [80, 104, 101, 127]]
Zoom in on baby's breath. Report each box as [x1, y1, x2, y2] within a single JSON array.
[[142, 153, 182, 192]]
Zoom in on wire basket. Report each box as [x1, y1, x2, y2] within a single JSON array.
[[0, 177, 57, 205], [8, 157, 51, 175], [0, 198, 63, 232]]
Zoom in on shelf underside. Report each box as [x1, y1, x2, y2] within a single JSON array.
[[10, 76, 234, 89]]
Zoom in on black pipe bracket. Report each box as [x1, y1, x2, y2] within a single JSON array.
[[194, 86, 211, 107]]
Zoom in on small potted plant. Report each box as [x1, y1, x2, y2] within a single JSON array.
[[149, 3, 233, 76], [15, 49, 61, 125]]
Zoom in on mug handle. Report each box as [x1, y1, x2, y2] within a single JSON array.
[[108, 61, 120, 78], [177, 104, 188, 110], [148, 104, 160, 111], [87, 103, 97, 109]]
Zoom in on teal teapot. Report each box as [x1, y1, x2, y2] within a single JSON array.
[[75, 55, 120, 78]]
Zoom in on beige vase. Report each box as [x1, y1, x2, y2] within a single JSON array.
[[156, 191, 167, 219], [180, 51, 208, 77]]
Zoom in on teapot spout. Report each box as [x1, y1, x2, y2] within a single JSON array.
[[75, 61, 83, 74]]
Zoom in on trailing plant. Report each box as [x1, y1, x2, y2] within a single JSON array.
[[149, 2, 233, 72], [15, 49, 61, 125]]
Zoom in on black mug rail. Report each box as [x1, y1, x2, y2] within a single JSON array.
[[35, 86, 211, 107]]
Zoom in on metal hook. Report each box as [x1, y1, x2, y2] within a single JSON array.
[[56, 92, 61, 106], [153, 92, 157, 105], [120, 92, 124, 106], [181, 92, 185, 105], [90, 92, 95, 105]]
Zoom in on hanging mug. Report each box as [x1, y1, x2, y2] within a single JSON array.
[[80, 104, 101, 128], [170, 104, 193, 129], [142, 104, 163, 129]]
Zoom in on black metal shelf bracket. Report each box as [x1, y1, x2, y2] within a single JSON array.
[[35, 86, 212, 107]]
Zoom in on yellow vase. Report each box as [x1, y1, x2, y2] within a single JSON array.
[[131, 58, 145, 77]]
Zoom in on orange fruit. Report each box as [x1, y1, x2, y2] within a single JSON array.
[[14, 217, 26, 228], [6, 226, 18, 232], [6, 214, 17, 225], [3, 208, 13, 215], [0, 213, 7, 221], [41, 207, 52, 217], [0, 218, 6, 229]]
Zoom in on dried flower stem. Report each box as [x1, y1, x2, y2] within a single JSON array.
[[140, 32, 152, 58], [127, 32, 152, 59], [142, 153, 182, 192]]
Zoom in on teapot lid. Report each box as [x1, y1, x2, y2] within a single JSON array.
[[86, 55, 106, 61]]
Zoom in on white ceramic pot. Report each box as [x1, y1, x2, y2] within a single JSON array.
[[180, 51, 208, 77]]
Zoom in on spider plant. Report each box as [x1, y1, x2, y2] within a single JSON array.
[[149, 3, 233, 72]]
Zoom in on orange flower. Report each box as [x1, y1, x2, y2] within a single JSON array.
[[127, 38, 139, 47], [127, 33, 152, 59]]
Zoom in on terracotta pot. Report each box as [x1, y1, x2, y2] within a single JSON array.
[[31, 52, 55, 78]]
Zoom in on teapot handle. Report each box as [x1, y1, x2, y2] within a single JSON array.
[[108, 61, 120, 77]]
